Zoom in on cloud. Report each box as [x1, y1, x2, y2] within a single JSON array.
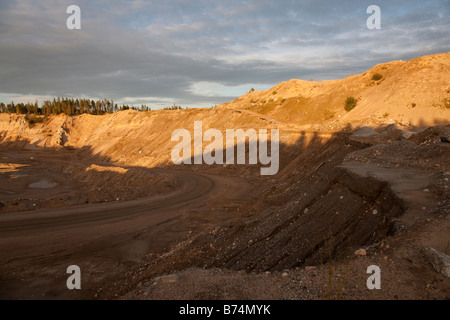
[[188, 81, 272, 98], [0, 0, 449, 108]]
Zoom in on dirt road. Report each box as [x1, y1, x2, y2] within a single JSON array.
[[0, 152, 248, 299], [0, 170, 213, 236]]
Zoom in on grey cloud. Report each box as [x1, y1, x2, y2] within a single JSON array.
[[0, 0, 449, 108]]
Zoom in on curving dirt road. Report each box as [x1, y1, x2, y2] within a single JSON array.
[[0, 161, 248, 299], [0, 170, 214, 236]]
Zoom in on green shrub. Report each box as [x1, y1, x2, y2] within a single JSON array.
[[163, 105, 182, 110], [323, 109, 335, 120], [344, 96, 357, 112], [372, 73, 383, 81], [26, 115, 45, 128], [444, 98, 450, 109]]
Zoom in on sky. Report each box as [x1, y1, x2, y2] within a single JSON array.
[[0, 0, 449, 109]]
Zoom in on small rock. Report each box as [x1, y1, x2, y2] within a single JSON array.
[[282, 272, 289, 278], [372, 209, 378, 215], [423, 247, 450, 278], [354, 249, 367, 256], [402, 132, 413, 139], [423, 189, 430, 193], [303, 208, 309, 214], [400, 121, 411, 126], [340, 196, 344, 200], [305, 266, 316, 271]]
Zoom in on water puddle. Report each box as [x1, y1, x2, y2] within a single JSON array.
[[28, 179, 58, 189]]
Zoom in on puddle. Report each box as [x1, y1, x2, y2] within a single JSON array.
[[28, 179, 58, 189]]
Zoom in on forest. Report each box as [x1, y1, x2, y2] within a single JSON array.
[[0, 98, 183, 115]]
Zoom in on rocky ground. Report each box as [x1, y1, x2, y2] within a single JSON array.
[[121, 125, 450, 300], [1, 120, 449, 300]]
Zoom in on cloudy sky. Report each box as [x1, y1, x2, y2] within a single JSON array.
[[0, 0, 449, 108]]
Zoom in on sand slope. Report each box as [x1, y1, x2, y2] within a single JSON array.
[[220, 52, 450, 127]]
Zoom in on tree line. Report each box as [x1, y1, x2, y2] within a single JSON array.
[[0, 97, 184, 115]]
